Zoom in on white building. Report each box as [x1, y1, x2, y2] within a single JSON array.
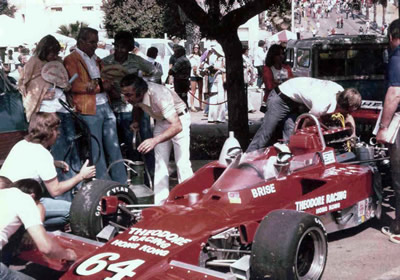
[[6, 0, 105, 46]]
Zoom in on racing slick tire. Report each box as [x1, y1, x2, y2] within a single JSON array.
[[250, 209, 327, 280], [70, 180, 137, 239]]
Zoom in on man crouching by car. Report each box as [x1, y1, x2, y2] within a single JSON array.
[[120, 74, 193, 205]]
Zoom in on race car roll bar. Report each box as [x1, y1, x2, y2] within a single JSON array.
[[293, 113, 327, 151]]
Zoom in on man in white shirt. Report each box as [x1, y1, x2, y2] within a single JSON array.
[[247, 77, 362, 152], [0, 179, 76, 280], [120, 74, 193, 205], [253, 40, 267, 89]]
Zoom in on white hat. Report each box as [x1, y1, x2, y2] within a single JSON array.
[[101, 64, 129, 82], [212, 44, 224, 56]]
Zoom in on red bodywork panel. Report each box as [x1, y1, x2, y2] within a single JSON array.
[[352, 109, 380, 123], [20, 126, 375, 280]]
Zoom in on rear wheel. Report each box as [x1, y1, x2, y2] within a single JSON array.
[[70, 180, 137, 239], [250, 210, 327, 280]]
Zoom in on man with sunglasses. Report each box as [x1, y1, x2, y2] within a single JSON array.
[[247, 77, 362, 152]]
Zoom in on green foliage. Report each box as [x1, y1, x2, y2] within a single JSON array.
[[102, 0, 185, 39], [190, 134, 225, 160], [57, 21, 89, 39], [0, 0, 16, 17]]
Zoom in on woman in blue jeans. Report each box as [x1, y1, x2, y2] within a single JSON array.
[[0, 113, 96, 230]]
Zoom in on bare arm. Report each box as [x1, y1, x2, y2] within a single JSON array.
[[27, 225, 76, 261], [376, 86, 400, 143], [345, 113, 356, 137], [44, 159, 95, 197], [137, 113, 182, 154]]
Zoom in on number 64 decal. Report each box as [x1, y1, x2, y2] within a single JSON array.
[[76, 252, 145, 280]]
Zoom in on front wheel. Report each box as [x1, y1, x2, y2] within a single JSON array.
[[250, 210, 327, 280], [70, 180, 137, 239]]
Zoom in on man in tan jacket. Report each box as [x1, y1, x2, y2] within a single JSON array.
[[64, 27, 127, 183]]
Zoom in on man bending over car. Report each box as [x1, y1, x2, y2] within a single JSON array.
[[120, 74, 193, 205], [0, 178, 76, 280], [247, 77, 362, 152]]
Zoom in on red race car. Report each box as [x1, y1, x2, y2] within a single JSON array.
[[19, 113, 387, 280]]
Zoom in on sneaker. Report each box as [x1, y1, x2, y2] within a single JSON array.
[[382, 226, 392, 237], [390, 234, 400, 244]]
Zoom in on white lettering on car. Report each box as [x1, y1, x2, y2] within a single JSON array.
[[75, 252, 145, 279], [295, 190, 347, 211], [251, 183, 276, 198]]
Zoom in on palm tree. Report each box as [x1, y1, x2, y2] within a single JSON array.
[[57, 21, 89, 39]]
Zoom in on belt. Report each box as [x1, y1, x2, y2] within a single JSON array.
[[178, 108, 188, 116], [275, 87, 298, 108]]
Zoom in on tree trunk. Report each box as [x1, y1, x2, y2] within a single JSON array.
[[217, 31, 250, 149]]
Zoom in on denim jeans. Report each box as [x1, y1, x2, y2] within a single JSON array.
[[80, 103, 127, 184], [247, 89, 296, 152], [115, 111, 155, 181], [50, 112, 81, 202], [41, 197, 70, 231], [0, 262, 34, 280]]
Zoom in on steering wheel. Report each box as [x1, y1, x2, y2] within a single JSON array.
[[237, 162, 264, 179]]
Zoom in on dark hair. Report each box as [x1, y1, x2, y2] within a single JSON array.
[[265, 44, 285, 67], [0, 176, 12, 189], [114, 31, 135, 51], [174, 45, 186, 58], [258, 40, 265, 47], [388, 19, 400, 40], [147, 46, 158, 59], [25, 112, 60, 146], [192, 44, 202, 55], [34, 35, 61, 61], [120, 74, 148, 97], [10, 179, 43, 202], [77, 27, 98, 46], [337, 88, 362, 111]]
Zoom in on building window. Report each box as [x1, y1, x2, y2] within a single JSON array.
[[51, 7, 62, 12], [82, 6, 94, 11]]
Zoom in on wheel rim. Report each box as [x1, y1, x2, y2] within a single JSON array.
[[295, 226, 327, 280], [100, 193, 135, 230]]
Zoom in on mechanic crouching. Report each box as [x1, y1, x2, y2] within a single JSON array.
[[247, 77, 362, 152], [120, 74, 193, 205], [0, 178, 77, 280], [0, 112, 96, 230]]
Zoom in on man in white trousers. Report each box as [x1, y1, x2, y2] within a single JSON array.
[[120, 74, 193, 205]]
